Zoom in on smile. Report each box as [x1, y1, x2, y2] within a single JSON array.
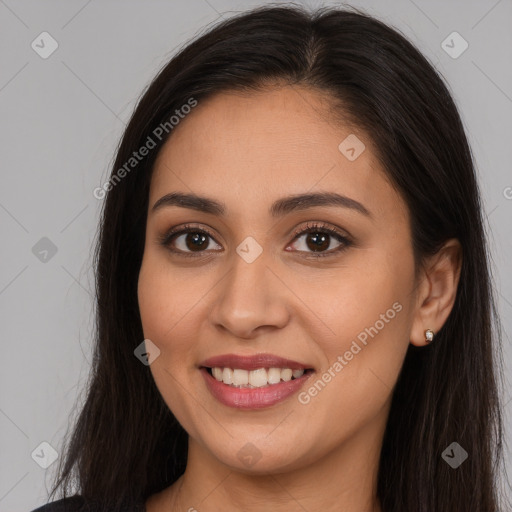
[[207, 366, 311, 388], [201, 367, 314, 409]]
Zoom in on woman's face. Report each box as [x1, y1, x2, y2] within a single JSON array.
[[138, 86, 419, 474]]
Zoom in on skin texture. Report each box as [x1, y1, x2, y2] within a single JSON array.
[[139, 85, 462, 512]]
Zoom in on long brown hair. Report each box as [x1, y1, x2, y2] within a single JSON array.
[[48, 5, 508, 511]]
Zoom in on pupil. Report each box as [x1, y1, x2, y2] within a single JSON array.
[[307, 232, 329, 252], [186, 232, 208, 251]]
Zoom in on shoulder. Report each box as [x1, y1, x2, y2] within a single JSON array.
[[30, 495, 146, 512], [30, 496, 86, 512]]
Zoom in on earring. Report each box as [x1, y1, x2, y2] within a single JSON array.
[[425, 329, 434, 344]]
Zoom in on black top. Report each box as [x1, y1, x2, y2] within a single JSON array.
[[30, 496, 146, 512]]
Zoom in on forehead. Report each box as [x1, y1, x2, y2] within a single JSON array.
[[150, 86, 403, 222]]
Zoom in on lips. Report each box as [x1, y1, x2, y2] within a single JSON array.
[[200, 353, 313, 371], [199, 353, 315, 409]]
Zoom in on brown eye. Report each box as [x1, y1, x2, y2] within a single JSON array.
[[180, 232, 210, 252], [161, 225, 222, 256], [304, 232, 331, 252], [291, 230, 344, 253], [287, 222, 352, 258]]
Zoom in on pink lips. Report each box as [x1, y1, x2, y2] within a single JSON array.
[[200, 353, 312, 371], [199, 353, 314, 409]]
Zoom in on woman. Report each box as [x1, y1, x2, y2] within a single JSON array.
[[32, 4, 507, 512]]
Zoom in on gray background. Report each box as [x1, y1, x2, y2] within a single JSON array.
[[0, 0, 511, 510]]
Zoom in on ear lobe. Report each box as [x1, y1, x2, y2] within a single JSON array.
[[409, 238, 462, 347]]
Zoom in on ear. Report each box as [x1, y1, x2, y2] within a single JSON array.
[[410, 238, 462, 347]]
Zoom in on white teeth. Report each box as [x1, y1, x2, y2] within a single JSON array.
[[222, 367, 234, 385], [249, 368, 268, 387], [233, 369, 249, 386], [281, 368, 292, 382], [209, 366, 308, 387], [267, 367, 281, 384]]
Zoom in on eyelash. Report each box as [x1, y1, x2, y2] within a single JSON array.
[[159, 221, 353, 259]]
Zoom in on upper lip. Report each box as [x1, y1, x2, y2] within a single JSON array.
[[200, 353, 314, 371]]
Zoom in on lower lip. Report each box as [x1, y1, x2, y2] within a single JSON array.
[[200, 367, 313, 409]]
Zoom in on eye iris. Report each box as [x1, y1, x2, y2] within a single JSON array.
[[306, 232, 329, 252], [186, 232, 208, 251]]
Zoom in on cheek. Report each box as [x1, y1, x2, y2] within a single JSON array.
[[304, 249, 414, 419], [137, 254, 205, 433], [137, 251, 213, 370], [309, 251, 413, 352], [138, 251, 193, 339], [137, 258, 170, 340]]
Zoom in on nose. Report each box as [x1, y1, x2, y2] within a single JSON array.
[[208, 251, 290, 340]]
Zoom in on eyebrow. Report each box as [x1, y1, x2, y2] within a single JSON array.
[[151, 191, 371, 218]]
